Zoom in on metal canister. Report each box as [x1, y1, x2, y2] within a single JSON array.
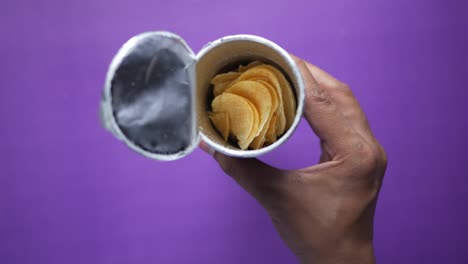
[[100, 31, 305, 161]]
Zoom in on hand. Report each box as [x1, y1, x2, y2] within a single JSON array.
[[201, 55, 387, 264]]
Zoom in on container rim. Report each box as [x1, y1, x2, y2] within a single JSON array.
[[197, 34, 305, 158]]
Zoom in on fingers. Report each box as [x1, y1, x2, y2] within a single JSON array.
[[293, 57, 361, 157], [303, 62, 373, 138], [200, 141, 284, 203], [291, 55, 386, 174]]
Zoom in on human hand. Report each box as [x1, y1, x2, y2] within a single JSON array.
[[201, 55, 387, 264]]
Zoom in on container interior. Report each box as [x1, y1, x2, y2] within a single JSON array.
[[196, 36, 302, 155]]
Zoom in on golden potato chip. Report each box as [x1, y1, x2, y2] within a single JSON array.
[[213, 82, 229, 97], [250, 121, 268, 149], [248, 80, 279, 149], [209, 112, 229, 142], [239, 99, 260, 150], [257, 65, 296, 129], [249, 132, 265, 149], [239, 60, 263, 72], [225, 80, 272, 136], [212, 72, 240, 97], [265, 114, 278, 144], [212, 93, 254, 146], [211, 72, 240, 85], [234, 67, 286, 136], [256, 80, 279, 114], [209, 61, 296, 150], [234, 67, 280, 92]]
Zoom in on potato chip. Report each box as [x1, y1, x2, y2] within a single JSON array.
[[265, 114, 278, 144], [257, 65, 296, 129], [209, 112, 229, 142], [256, 80, 279, 115], [234, 67, 281, 93], [234, 67, 286, 136], [239, 99, 260, 150], [212, 93, 254, 147], [250, 120, 268, 149], [211, 72, 240, 97], [225, 80, 272, 136], [211, 72, 240, 85], [209, 61, 296, 150], [239, 60, 263, 72], [213, 82, 230, 97], [249, 132, 265, 149], [248, 80, 278, 149]]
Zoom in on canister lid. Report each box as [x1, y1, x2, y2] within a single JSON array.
[[100, 31, 199, 161]]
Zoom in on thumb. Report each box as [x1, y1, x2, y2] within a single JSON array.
[[200, 141, 284, 201]]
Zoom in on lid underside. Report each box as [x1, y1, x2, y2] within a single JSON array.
[[101, 32, 198, 161]]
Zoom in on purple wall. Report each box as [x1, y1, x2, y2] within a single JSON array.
[[1, 0, 467, 263]]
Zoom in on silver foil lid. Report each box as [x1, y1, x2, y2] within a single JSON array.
[[100, 32, 199, 161]]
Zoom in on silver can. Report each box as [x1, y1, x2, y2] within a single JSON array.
[[100, 31, 305, 161]]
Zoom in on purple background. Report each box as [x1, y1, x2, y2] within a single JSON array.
[[1, 0, 467, 263]]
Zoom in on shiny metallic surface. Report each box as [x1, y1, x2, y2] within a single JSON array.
[[101, 32, 304, 160], [197, 35, 305, 158], [101, 31, 199, 161]]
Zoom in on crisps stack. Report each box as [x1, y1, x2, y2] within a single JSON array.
[[209, 61, 296, 150]]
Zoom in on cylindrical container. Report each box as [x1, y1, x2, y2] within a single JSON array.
[[100, 31, 305, 161]]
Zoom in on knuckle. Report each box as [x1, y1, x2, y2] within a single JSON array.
[[350, 141, 380, 172], [350, 140, 389, 175], [305, 91, 332, 106]]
